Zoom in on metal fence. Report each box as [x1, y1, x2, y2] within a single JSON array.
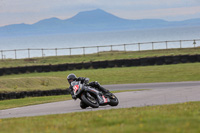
[[1, 39, 200, 59]]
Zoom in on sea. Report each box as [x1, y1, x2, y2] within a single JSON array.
[[0, 26, 200, 59]]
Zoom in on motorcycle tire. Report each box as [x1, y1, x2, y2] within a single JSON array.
[[108, 93, 119, 106], [81, 93, 99, 108]]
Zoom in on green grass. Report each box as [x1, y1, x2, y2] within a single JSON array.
[[0, 63, 200, 93], [0, 90, 142, 110], [0, 76, 68, 92], [0, 95, 72, 110], [1, 101, 200, 133], [0, 47, 200, 68]]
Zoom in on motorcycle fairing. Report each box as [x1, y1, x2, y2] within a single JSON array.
[[85, 87, 110, 104], [73, 85, 79, 94], [102, 96, 108, 103]]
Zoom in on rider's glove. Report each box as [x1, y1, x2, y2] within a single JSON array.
[[88, 82, 95, 87], [89, 81, 100, 87], [94, 81, 100, 87], [77, 77, 85, 81]]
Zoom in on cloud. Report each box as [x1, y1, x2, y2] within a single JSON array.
[[1, 0, 199, 13]]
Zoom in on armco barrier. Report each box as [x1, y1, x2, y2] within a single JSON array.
[[108, 60, 116, 67], [188, 55, 198, 62], [0, 89, 70, 100], [26, 66, 36, 73], [115, 59, 123, 67], [155, 56, 165, 65], [91, 61, 100, 69], [75, 62, 83, 70], [83, 62, 91, 69], [99, 60, 108, 68], [0, 54, 200, 76]]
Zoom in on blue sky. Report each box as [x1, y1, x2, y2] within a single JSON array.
[[0, 0, 200, 26]]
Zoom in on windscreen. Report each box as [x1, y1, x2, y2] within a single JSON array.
[[71, 81, 79, 86]]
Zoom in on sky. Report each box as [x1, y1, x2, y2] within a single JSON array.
[[0, 0, 200, 27]]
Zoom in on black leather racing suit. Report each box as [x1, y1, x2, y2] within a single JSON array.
[[69, 77, 109, 99]]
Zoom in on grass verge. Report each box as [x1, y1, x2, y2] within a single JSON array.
[[0, 90, 142, 110], [0, 63, 200, 93], [0, 101, 200, 133], [0, 95, 72, 110], [0, 47, 200, 68]]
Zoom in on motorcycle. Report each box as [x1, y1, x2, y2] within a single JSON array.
[[71, 80, 119, 109]]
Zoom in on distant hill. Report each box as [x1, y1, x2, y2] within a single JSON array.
[[1, 9, 200, 36]]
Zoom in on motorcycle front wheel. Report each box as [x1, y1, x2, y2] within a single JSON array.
[[108, 93, 119, 106], [81, 92, 99, 108]]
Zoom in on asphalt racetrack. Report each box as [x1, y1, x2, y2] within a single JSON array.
[[1, 81, 200, 119]]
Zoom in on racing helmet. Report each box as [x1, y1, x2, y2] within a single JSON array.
[[67, 73, 77, 84]]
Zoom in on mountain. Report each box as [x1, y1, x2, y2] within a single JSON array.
[[0, 9, 200, 37]]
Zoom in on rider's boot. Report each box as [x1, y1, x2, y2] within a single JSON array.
[[80, 101, 88, 109], [89, 81, 111, 95], [99, 86, 111, 96]]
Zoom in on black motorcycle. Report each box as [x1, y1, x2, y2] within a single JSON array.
[[71, 80, 119, 109]]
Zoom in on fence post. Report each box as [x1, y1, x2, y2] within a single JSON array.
[[83, 47, 85, 56], [28, 49, 30, 58], [55, 48, 57, 56], [97, 46, 99, 56], [193, 40, 196, 47], [15, 50, 17, 59], [138, 43, 141, 51], [124, 44, 126, 53], [1, 50, 3, 60], [111, 45, 113, 51], [152, 42, 154, 50], [165, 41, 168, 49], [69, 48, 71, 56], [180, 40, 182, 48], [42, 49, 44, 58]]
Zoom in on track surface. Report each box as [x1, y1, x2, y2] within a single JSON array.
[[1, 81, 200, 119]]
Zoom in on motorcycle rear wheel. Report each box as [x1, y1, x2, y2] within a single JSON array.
[[81, 93, 99, 108]]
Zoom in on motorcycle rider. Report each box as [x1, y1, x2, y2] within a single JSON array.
[[67, 73, 110, 100]]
